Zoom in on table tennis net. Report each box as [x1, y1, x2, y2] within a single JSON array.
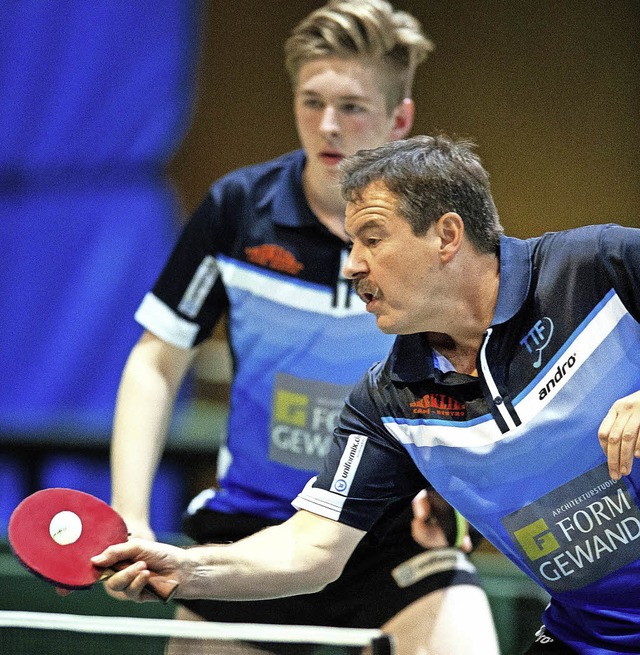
[[0, 610, 394, 655]]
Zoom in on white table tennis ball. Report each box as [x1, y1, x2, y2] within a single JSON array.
[[49, 510, 83, 545]]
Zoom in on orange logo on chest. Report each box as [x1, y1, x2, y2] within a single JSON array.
[[410, 393, 466, 418], [245, 244, 304, 275]]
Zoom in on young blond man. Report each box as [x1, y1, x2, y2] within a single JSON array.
[[109, 3, 499, 653]]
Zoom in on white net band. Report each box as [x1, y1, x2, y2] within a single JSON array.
[[0, 610, 391, 650]]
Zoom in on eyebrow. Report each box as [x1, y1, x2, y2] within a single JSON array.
[[298, 90, 369, 103], [345, 216, 385, 239]]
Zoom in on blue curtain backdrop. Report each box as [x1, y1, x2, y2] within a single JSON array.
[[0, 1, 202, 436]]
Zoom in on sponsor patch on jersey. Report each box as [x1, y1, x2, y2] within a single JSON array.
[[330, 433, 367, 496], [501, 464, 640, 592], [245, 244, 303, 275], [269, 373, 351, 471], [409, 393, 466, 418], [177, 255, 218, 318]]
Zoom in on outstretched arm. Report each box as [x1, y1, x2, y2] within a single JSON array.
[[92, 510, 365, 603]]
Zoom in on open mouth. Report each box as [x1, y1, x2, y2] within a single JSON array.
[[362, 291, 376, 303], [356, 284, 380, 307], [320, 151, 344, 166]]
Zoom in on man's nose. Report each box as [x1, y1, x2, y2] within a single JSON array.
[[319, 106, 339, 135], [342, 244, 367, 279]]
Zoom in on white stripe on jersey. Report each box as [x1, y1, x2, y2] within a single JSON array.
[[217, 256, 368, 318], [383, 291, 629, 449], [178, 255, 219, 318], [135, 292, 199, 348], [384, 414, 501, 449], [291, 476, 347, 520]]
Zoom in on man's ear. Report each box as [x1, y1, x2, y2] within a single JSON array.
[[389, 98, 414, 141], [436, 212, 464, 262]]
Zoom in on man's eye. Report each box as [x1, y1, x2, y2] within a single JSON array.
[[341, 103, 365, 114], [303, 98, 323, 109]]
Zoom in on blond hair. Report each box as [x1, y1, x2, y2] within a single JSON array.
[[284, 0, 434, 110]]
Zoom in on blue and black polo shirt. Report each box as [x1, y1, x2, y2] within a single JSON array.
[[294, 224, 640, 652], [135, 150, 394, 520]]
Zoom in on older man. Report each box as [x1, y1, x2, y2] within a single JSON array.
[[97, 134, 640, 654]]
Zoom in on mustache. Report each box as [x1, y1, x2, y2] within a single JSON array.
[[354, 280, 380, 302]]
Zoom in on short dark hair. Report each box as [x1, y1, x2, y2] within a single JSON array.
[[339, 134, 503, 253]]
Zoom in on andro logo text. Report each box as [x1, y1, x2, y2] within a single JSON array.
[[520, 317, 554, 368], [538, 353, 576, 400]]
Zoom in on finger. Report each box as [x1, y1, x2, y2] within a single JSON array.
[[105, 560, 147, 590], [411, 490, 437, 547], [411, 489, 429, 520], [598, 407, 616, 456], [600, 406, 624, 479], [91, 542, 141, 568], [459, 534, 473, 554], [103, 561, 151, 601], [411, 498, 448, 549], [453, 515, 471, 551], [411, 518, 447, 549], [619, 413, 640, 476], [606, 422, 623, 480]]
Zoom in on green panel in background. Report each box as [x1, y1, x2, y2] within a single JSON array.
[[0, 541, 174, 619], [473, 552, 550, 655]]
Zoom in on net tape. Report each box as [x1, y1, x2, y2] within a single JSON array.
[[0, 611, 392, 652]]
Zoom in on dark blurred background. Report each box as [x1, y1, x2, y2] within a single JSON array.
[[170, 1, 640, 235]]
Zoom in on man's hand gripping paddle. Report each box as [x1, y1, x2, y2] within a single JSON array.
[[8, 487, 179, 602]]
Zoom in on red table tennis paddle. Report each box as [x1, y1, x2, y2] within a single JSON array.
[[8, 487, 179, 602]]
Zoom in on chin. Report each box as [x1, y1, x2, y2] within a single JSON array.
[[377, 319, 418, 336], [375, 318, 396, 335]]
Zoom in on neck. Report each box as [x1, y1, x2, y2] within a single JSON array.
[[302, 164, 348, 241], [427, 334, 480, 375], [426, 251, 500, 372]]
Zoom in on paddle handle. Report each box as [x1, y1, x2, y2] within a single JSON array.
[[100, 560, 180, 603]]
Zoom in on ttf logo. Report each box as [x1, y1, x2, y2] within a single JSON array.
[[520, 317, 554, 368], [513, 518, 560, 561]]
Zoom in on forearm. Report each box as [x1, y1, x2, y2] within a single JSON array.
[[110, 366, 171, 522], [110, 332, 195, 526], [94, 511, 365, 603], [181, 521, 347, 599]]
